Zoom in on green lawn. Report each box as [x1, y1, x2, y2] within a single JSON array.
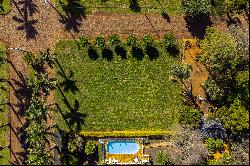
[[0, 0, 11, 15], [0, 42, 10, 165], [56, 0, 182, 15], [55, 37, 184, 132]]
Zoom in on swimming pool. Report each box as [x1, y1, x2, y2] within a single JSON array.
[[106, 140, 140, 154]]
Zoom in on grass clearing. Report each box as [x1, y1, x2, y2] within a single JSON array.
[[55, 37, 184, 132], [55, 0, 182, 15], [0, 42, 10, 165], [0, 0, 11, 15]]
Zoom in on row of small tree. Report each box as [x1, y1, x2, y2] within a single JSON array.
[[78, 33, 180, 60], [23, 49, 56, 165]]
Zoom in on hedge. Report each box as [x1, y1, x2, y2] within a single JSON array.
[[80, 130, 175, 138]]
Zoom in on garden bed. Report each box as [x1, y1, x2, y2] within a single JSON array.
[[54, 37, 184, 132]]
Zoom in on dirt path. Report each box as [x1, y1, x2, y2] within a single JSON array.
[[0, 0, 248, 164], [182, 39, 210, 116]]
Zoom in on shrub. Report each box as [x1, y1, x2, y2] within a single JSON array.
[[163, 33, 179, 56], [126, 35, 137, 47], [205, 138, 224, 154], [170, 63, 191, 83], [79, 36, 89, 47], [94, 36, 106, 50], [109, 34, 121, 47], [214, 99, 249, 135], [202, 77, 225, 102], [68, 134, 84, 153], [84, 140, 96, 156], [181, 0, 212, 17], [142, 35, 154, 47], [157, 151, 172, 165], [179, 107, 202, 128]]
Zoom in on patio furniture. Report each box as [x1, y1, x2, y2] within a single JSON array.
[[142, 159, 149, 164], [112, 158, 119, 164]]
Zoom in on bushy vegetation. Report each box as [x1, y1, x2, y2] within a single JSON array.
[[181, 0, 212, 17], [55, 34, 184, 131], [170, 63, 191, 83], [227, 0, 249, 13], [199, 27, 249, 137], [181, 0, 249, 16], [61, 133, 85, 165], [214, 100, 249, 135], [179, 107, 202, 128], [200, 27, 245, 104], [157, 151, 172, 165], [163, 33, 180, 57], [84, 141, 96, 156], [205, 138, 224, 154], [22, 50, 55, 165]]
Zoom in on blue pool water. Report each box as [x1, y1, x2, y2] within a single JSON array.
[[107, 140, 140, 154]]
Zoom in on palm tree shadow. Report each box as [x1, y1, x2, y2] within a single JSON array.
[[56, 86, 86, 132], [132, 46, 144, 61], [58, 0, 86, 32], [11, 0, 38, 39], [64, 99, 86, 132], [55, 59, 79, 94], [18, 0, 38, 16], [145, 45, 159, 61], [58, 70, 79, 94]]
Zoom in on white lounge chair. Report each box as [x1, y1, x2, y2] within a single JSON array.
[[142, 159, 149, 164], [112, 158, 119, 164]]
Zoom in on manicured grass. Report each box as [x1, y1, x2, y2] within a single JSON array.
[[56, 0, 182, 15], [0, 0, 11, 15], [0, 42, 10, 165], [55, 37, 184, 132]]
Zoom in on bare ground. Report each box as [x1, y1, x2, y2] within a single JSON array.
[[0, 0, 248, 164]]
